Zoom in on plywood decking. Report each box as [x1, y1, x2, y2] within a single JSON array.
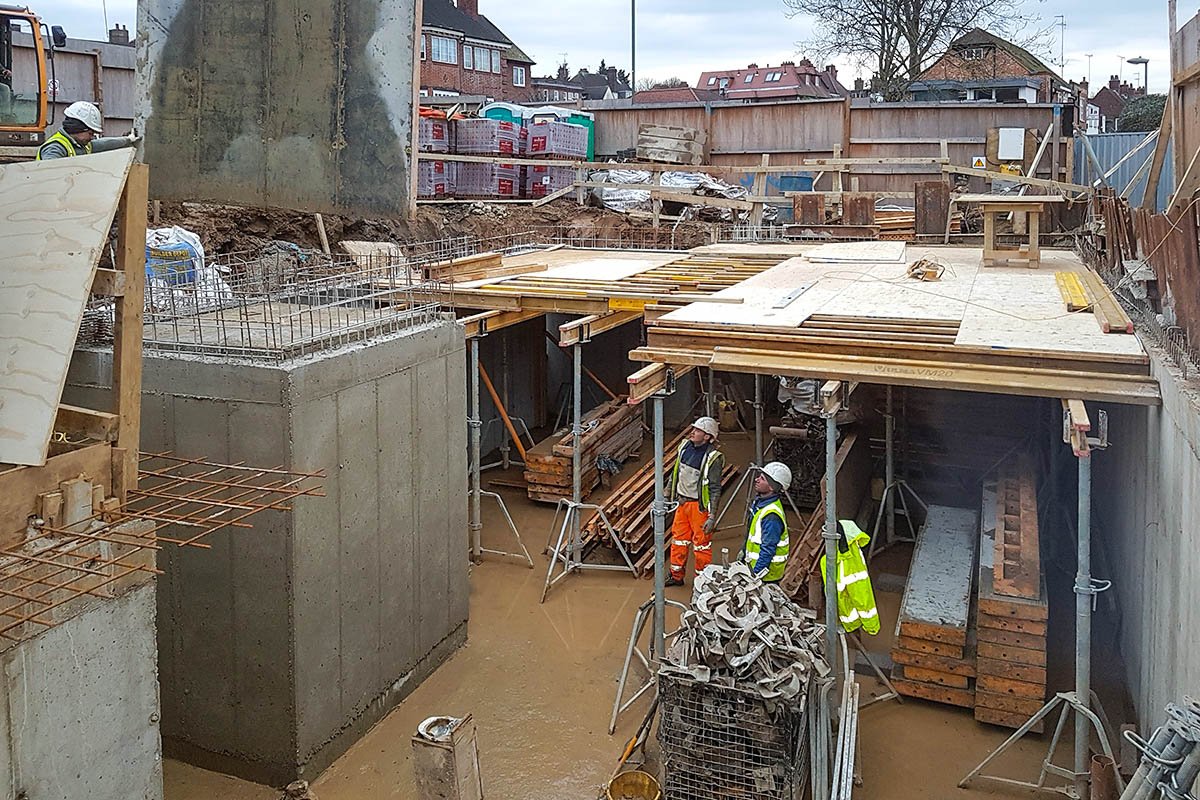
[[0, 150, 136, 466]]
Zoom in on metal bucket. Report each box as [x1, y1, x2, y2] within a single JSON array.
[[606, 770, 662, 800]]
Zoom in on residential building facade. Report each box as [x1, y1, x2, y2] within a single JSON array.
[[913, 28, 1072, 104], [570, 66, 633, 100], [1090, 76, 1146, 132], [419, 0, 534, 102], [531, 65, 585, 104], [696, 59, 847, 102]]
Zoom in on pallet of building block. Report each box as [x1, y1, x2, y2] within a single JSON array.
[[526, 121, 588, 160], [525, 165, 576, 199], [453, 118, 524, 155], [417, 159, 456, 199], [636, 124, 705, 165], [456, 162, 522, 199], [418, 115, 451, 153]]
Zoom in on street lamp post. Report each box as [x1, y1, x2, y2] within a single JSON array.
[[631, 0, 636, 95], [1127, 56, 1149, 91]]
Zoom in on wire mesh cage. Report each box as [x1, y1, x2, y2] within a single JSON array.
[[657, 671, 810, 800]]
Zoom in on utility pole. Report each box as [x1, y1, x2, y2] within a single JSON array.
[[631, 0, 637, 95], [1055, 15, 1066, 71]]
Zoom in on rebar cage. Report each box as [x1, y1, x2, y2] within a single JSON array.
[[658, 671, 810, 800]]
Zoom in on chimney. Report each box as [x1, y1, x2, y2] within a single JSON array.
[[108, 23, 130, 46], [826, 64, 837, 80], [557, 63, 569, 81], [854, 77, 865, 92], [1109, 74, 1120, 91], [747, 63, 758, 69], [457, 0, 478, 17]]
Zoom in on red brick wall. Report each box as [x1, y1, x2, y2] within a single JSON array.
[[921, 48, 1053, 101], [419, 37, 535, 102]]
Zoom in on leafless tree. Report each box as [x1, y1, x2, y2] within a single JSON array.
[[782, 0, 1051, 97], [635, 77, 689, 91]]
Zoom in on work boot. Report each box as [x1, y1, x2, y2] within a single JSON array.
[[665, 575, 685, 587]]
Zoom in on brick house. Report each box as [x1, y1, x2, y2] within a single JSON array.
[[696, 59, 846, 102], [1090, 76, 1145, 132], [531, 64, 586, 105], [913, 28, 1071, 103], [419, 0, 534, 102]]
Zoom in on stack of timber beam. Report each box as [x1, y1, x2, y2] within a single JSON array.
[[580, 431, 739, 575], [975, 465, 1049, 732], [424, 252, 541, 282], [636, 124, 705, 166], [891, 505, 980, 708], [523, 398, 644, 503], [876, 209, 963, 240]]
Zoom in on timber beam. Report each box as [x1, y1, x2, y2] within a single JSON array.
[[558, 311, 642, 346]]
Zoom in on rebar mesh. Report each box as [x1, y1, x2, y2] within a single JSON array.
[[140, 248, 446, 362], [658, 672, 808, 800]]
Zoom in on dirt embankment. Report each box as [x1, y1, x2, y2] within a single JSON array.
[[154, 199, 713, 255]]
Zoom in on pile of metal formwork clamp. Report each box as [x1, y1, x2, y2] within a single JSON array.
[[657, 564, 828, 800], [1121, 696, 1200, 800]]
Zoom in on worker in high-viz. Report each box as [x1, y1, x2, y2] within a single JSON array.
[[666, 416, 724, 587], [743, 462, 791, 582], [37, 101, 140, 160]]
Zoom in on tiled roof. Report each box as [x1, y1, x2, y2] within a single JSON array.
[[422, 0, 512, 46]]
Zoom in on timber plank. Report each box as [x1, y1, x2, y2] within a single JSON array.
[[976, 641, 1047, 667], [892, 669, 976, 708], [892, 648, 977, 677], [976, 657, 1046, 684], [977, 674, 1046, 699], [975, 705, 1045, 733], [975, 690, 1046, 716], [895, 636, 965, 659], [976, 615, 1048, 637], [899, 665, 971, 689], [977, 625, 1048, 648]]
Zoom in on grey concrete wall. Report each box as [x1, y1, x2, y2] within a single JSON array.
[[1094, 349, 1200, 729], [135, 0, 420, 216], [64, 318, 469, 785], [0, 583, 161, 800]]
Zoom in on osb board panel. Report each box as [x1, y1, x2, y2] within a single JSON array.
[[805, 241, 906, 263], [454, 253, 679, 288], [501, 248, 680, 271], [0, 150, 134, 466], [659, 257, 858, 328], [814, 257, 974, 321], [955, 258, 1145, 357]]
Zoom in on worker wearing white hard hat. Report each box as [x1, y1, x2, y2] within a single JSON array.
[[36, 101, 141, 160], [665, 416, 725, 587], [743, 462, 791, 583]]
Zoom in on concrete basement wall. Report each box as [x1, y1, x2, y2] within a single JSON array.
[[65, 318, 469, 785], [0, 583, 161, 800], [1094, 348, 1200, 729], [135, 0, 420, 216]]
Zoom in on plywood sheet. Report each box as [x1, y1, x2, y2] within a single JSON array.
[[0, 150, 134, 466], [805, 241, 906, 263], [813, 255, 976, 321], [955, 256, 1145, 357], [659, 257, 857, 328], [454, 253, 678, 289]]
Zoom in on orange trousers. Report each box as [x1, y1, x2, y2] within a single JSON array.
[[670, 500, 712, 578]]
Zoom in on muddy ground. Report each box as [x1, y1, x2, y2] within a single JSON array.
[[154, 199, 716, 256]]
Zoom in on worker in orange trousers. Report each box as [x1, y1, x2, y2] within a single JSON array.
[[666, 417, 724, 586]]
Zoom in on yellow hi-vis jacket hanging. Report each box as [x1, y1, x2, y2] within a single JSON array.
[[819, 520, 880, 635]]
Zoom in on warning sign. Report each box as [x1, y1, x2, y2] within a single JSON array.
[[971, 156, 986, 169]]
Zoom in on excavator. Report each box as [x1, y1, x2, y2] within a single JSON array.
[[0, 4, 65, 147]]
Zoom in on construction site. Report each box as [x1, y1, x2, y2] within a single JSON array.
[[1, 0, 1199, 799]]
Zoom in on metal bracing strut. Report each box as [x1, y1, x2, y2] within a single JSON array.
[[467, 336, 534, 568]]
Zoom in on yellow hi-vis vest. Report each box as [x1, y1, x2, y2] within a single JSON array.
[[820, 519, 880, 634], [669, 441, 722, 511], [743, 498, 789, 582], [36, 129, 92, 160]]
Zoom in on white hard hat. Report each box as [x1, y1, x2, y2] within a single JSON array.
[[64, 101, 103, 133], [761, 462, 792, 492], [692, 416, 720, 439]]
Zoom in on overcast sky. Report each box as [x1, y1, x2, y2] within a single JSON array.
[[41, 0, 1174, 92]]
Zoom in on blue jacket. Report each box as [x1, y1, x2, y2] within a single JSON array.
[[748, 493, 785, 576]]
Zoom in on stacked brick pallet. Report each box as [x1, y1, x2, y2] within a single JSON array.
[[417, 115, 455, 198], [456, 118, 524, 199], [526, 121, 588, 159], [525, 165, 576, 199], [523, 399, 644, 503], [891, 505, 979, 708], [975, 465, 1049, 732]]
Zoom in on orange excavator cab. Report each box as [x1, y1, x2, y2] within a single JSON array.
[[0, 4, 64, 146]]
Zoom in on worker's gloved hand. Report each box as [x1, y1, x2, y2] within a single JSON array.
[[703, 516, 716, 534], [126, 131, 143, 146]]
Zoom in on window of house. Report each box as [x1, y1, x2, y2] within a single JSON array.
[[744, 73, 754, 83], [475, 47, 489, 71], [765, 72, 782, 83], [431, 36, 457, 64], [961, 47, 986, 60], [513, 66, 527, 87], [491, 51, 501, 73], [719, 78, 730, 89], [707, 77, 716, 85], [421, 35, 426, 60], [463, 46, 473, 70]]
